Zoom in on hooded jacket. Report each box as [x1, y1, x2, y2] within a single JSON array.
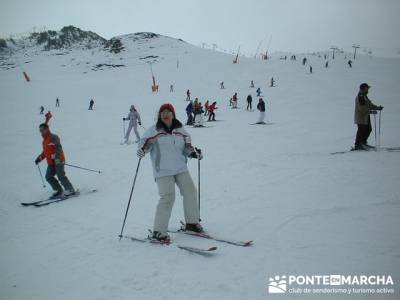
[[126, 110, 141, 126], [138, 119, 195, 178]]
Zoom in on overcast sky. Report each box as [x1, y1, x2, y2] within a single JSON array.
[[1, 0, 399, 56]]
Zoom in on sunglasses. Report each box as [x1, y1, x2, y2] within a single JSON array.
[[160, 110, 173, 116]]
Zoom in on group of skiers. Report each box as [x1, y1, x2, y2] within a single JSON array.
[[33, 79, 384, 242], [185, 98, 218, 126], [40, 97, 95, 114]]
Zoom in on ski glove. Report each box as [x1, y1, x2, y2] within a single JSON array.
[[35, 157, 41, 165], [137, 148, 145, 158], [189, 148, 203, 160], [138, 122, 142, 126], [378, 106, 384, 111], [123, 118, 126, 121]]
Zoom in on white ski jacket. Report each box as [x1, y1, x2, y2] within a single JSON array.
[[138, 123, 195, 178], [126, 111, 141, 126]]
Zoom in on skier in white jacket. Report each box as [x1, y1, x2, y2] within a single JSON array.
[[123, 105, 141, 143], [137, 103, 204, 242]]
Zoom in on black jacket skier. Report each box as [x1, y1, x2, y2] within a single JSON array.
[[246, 94, 253, 110]]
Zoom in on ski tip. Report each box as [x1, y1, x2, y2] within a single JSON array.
[[208, 246, 218, 251]]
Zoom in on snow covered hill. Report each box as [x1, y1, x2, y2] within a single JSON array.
[[1, 27, 399, 300]]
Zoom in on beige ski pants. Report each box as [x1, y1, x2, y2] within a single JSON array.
[[154, 172, 199, 233]]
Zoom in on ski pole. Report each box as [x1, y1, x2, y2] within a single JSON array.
[[378, 110, 382, 149], [64, 163, 102, 174], [196, 148, 201, 222], [123, 119, 126, 139], [373, 112, 377, 148], [119, 158, 142, 239], [37, 164, 46, 188]]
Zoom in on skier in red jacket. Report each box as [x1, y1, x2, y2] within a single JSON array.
[[35, 123, 75, 198], [207, 102, 218, 121]]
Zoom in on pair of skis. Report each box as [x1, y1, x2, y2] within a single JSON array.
[[330, 146, 400, 155], [122, 226, 253, 256], [120, 234, 218, 256], [250, 122, 273, 125], [20, 189, 97, 207]]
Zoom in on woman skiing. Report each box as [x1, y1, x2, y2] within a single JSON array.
[[137, 103, 204, 242], [123, 105, 142, 144], [207, 102, 218, 121]]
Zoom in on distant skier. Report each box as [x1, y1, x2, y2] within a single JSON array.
[[186, 89, 191, 101], [325, 61, 329, 68], [256, 98, 266, 124], [348, 60, 353, 68], [137, 103, 204, 242], [207, 102, 218, 121], [354, 83, 383, 150], [309, 66, 313, 74], [246, 94, 253, 110], [193, 100, 204, 127], [35, 123, 75, 198], [232, 93, 238, 108], [185, 101, 194, 125], [40, 106, 44, 114], [56, 98, 60, 107], [270, 77, 275, 87], [88, 99, 94, 110], [250, 80, 255, 88], [256, 88, 261, 97], [170, 84, 174, 92], [123, 105, 142, 143], [220, 81, 225, 89], [204, 100, 209, 116], [302, 57, 307, 65]]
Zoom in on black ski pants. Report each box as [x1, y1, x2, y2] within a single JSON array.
[[355, 117, 372, 146], [247, 101, 252, 110], [46, 164, 74, 192]]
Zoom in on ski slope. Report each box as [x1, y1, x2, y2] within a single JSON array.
[[1, 33, 400, 300]]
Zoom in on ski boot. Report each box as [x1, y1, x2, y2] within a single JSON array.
[[49, 190, 63, 200], [149, 231, 171, 244], [184, 223, 204, 233], [63, 189, 76, 197], [354, 144, 369, 151], [363, 144, 375, 149]]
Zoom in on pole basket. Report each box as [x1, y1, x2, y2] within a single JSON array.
[[152, 85, 159, 92]]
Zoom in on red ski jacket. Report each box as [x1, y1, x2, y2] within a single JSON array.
[[38, 132, 65, 165], [208, 103, 217, 112]]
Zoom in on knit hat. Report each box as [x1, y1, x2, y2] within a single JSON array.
[[360, 83, 370, 90], [159, 103, 176, 117]]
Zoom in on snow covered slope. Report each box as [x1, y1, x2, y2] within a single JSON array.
[[1, 29, 399, 300]]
